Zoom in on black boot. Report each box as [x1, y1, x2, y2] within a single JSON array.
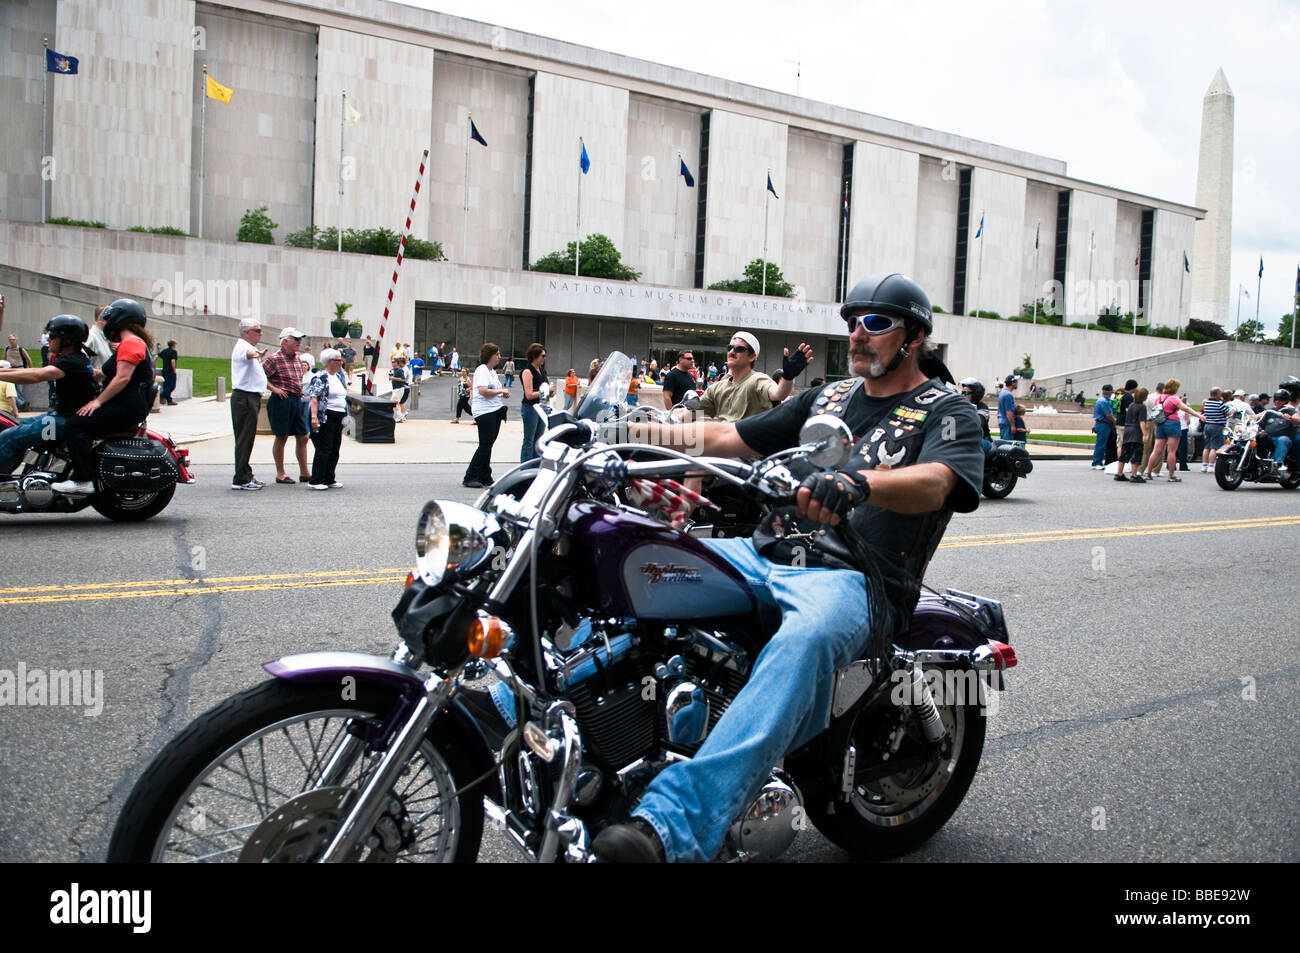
[[591, 817, 666, 863]]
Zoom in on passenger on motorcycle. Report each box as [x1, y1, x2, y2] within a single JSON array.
[[592, 273, 984, 862], [1250, 390, 1299, 476], [959, 377, 992, 452], [0, 315, 97, 473], [52, 299, 156, 495]]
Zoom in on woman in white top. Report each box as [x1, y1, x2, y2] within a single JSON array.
[[463, 343, 509, 489], [305, 348, 349, 490]]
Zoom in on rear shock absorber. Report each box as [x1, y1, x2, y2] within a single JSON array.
[[904, 662, 947, 744]]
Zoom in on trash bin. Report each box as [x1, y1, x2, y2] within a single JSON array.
[[347, 395, 396, 443]]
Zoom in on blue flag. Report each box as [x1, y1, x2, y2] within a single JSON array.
[[766, 174, 778, 199], [974, 214, 984, 239], [46, 48, 78, 74], [679, 157, 694, 187], [469, 117, 487, 147], [1184, 252, 1190, 273], [1035, 223, 1039, 250], [579, 140, 590, 174], [1259, 255, 1264, 278]]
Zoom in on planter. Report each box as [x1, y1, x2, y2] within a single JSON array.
[[330, 318, 350, 337], [348, 321, 363, 339], [1016, 369, 1035, 380]]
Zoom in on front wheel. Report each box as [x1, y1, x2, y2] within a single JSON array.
[[91, 483, 176, 521], [981, 469, 1018, 499], [1214, 455, 1245, 490], [107, 679, 483, 863], [804, 698, 987, 860]]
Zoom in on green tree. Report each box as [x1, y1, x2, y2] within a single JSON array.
[[1272, 313, 1297, 347], [708, 259, 793, 297], [237, 205, 278, 244], [1233, 319, 1267, 343], [283, 224, 444, 260], [1187, 318, 1228, 341], [530, 233, 641, 280]]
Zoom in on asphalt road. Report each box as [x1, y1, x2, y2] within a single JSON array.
[[0, 460, 1296, 863]]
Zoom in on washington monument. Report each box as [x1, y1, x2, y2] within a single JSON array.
[[1189, 68, 1234, 326]]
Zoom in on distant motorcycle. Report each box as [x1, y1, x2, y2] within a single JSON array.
[[0, 409, 193, 520], [982, 439, 1034, 500], [1215, 412, 1300, 491]]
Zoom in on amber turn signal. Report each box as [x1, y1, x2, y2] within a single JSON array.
[[468, 614, 510, 659]]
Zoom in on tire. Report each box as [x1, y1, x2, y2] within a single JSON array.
[[91, 483, 176, 522], [805, 695, 987, 860], [1214, 455, 1244, 490], [981, 469, 1018, 499], [107, 679, 483, 863], [1280, 467, 1300, 490]]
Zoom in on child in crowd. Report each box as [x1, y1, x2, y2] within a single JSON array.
[[1117, 387, 1148, 483], [1012, 404, 1029, 441]]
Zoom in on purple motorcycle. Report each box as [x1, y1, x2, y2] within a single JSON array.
[[108, 353, 1017, 863]]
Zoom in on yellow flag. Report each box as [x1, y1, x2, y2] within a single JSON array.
[[345, 100, 361, 125], [205, 74, 233, 104]]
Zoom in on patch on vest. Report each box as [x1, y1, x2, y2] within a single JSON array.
[[913, 387, 948, 405]]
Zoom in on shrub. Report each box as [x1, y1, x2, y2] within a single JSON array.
[[127, 225, 188, 236], [46, 216, 106, 228], [707, 258, 791, 296], [283, 225, 444, 260], [532, 233, 641, 281], [237, 205, 278, 244]]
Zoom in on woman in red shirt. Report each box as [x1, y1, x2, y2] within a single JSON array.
[[52, 299, 158, 494], [1141, 378, 1204, 483]]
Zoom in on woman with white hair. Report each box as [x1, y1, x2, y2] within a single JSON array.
[[302, 348, 348, 490]]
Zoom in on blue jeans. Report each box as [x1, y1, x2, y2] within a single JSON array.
[[520, 403, 545, 462], [634, 537, 880, 862], [998, 420, 1011, 440], [1092, 422, 1113, 466], [0, 414, 65, 467], [1273, 435, 1293, 465]]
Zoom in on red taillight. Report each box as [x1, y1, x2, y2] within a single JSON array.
[[986, 640, 1017, 670]]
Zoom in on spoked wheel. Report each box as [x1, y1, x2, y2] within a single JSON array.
[[107, 680, 482, 863], [805, 695, 987, 859], [1279, 468, 1300, 490], [91, 484, 176, 521], [981, 469, 1018, 499], [1214, 456, 1245, 490]]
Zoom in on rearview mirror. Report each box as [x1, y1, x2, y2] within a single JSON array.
[[798, 415, 854, 469]]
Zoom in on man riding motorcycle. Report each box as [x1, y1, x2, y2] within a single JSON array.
[[1250, 388, 1299, 476], [590, 273, 984, 862], [0, 314, 97, 472], [960, 377, 993, 452]]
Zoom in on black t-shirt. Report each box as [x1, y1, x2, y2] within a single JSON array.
[[102, 347, 156, 416], [974, 401, 991, 441], [736, 378, 984, 613], [663, 367, 697, 405], [158, 347, 178, 375], [51, 351, 97, 417]]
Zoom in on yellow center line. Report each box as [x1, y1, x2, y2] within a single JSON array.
[[943, 514, 1298, 543], [0, 568, 410, 597], [0, 574, 409, 606], [941, 515, 1300, 548]]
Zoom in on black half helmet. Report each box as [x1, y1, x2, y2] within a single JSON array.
[[101, 298, 147, 339], [1279, 376, 1300, 399], [44, 314, 89, 347], [840, 273, 933, 333]]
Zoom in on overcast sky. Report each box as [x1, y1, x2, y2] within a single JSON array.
[[406, 0, 1299, 333]]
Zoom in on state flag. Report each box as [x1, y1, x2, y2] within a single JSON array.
[[679, 157, 694, 187], [974, 214, 983, 239], [469, 117, 487, 147], [579, 139, 590, 174], [1259, 256, 1264, 278], [1184, 252, 1190, 273], [205, 74, 233, 104], [45, 49, 78, 74], [1035, 223, 1039, 249], [766, 174, 778, 199]]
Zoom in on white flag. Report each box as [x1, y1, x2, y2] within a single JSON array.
[[345, 100, 361, 125]]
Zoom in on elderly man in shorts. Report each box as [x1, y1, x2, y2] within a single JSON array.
[[262, 328, 311, 483]]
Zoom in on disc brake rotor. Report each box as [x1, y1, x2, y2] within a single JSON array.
[[238, 787, 399, 863]]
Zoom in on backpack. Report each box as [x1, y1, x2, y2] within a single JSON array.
[[1150, 396, 1170, 424]]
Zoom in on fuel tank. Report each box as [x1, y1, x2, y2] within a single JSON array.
[[563, 500, 757, 619]]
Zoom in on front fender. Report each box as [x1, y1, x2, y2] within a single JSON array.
[[263, 651, 500, 801]]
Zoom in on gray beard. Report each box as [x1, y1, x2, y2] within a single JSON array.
[[853, 349, 891, 379]]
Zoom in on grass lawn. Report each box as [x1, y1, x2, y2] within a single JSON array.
[[1028, 433, 1095, 444], [176, 356, 230, 398]]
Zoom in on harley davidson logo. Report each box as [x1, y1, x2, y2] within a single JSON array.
[[640, 563, 703, 584]]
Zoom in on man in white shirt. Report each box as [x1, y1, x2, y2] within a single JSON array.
[[230, 317, 267, 490], [1226, 389, 1251, 420], [85, 307, 113, 373]]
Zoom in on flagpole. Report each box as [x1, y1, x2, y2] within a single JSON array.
[[1133, 247, 1139, 335], [1255, 258, 1262, 326], [1032, 222, 1040, 325], [975, 209, 984, 317], [199, 64, 207, 239], [1293, 264, 1299, 348], [41, 38, 49, 223], [761, 168, 770, 297], [840, 178, 848, 301], [673, 151, 681, 279], [1086, 231, 1094, 331], [463, 111, 471, 263], [339, 90, 346, 253], [1235, 284, 1242, 333], [1177, 257, 1185, 341], [575, 137, 582, 278]]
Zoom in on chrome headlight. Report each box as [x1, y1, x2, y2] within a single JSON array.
[[415, 500, 500, 585]]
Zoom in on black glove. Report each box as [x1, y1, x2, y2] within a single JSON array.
[[782, 347, 810, 381], [799, 467, 869, 521]]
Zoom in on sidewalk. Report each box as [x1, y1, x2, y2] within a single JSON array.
[[145, 376, 1099, 465]]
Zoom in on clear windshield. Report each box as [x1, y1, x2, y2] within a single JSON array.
[[576, 352, 634, 423]]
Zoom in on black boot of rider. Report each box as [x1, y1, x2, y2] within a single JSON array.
[[591, 818, 666, 863]]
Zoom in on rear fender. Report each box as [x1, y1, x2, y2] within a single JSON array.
[[142, 426, 195, 483], [264, 651, 501, 801]]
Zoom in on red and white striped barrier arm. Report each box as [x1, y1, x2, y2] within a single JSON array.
[[367, 148, 429, 394]]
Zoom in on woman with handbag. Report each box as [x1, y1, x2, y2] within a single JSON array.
[[1141, 378, 1204, 483]]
